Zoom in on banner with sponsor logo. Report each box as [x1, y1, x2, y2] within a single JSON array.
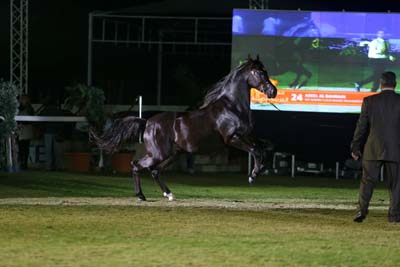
[[250, 88, 376, 113], [233, 9, 400, 113]]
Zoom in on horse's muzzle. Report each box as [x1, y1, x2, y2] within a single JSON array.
[[266, 84, 277, 98]]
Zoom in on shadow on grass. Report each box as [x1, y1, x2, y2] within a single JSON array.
[[0, 170, 374, 199], [162, 172, 363, 189], [0, 171, 135, 197]]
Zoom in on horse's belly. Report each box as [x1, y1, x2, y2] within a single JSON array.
[[194, 133, 225, 154], [173, 115, 221, 153]]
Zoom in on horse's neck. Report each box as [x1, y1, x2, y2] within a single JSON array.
[[223, 78, 251, 114]]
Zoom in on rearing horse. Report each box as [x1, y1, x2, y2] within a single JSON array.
[[92, 57, 277, 201]]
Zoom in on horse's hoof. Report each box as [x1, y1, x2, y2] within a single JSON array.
[[163, 192, 175, 201], [248, 177, 255, 184]]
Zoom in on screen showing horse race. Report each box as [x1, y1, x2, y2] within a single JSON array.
[[232, 9, 400, 113]]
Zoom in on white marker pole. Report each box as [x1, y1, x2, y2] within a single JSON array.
[[138, 95, 143, 143], [7, 136, 13, 171], [291, 154, 295, 178], [248, 153, 252, 175], [335, 162, 339, 180]]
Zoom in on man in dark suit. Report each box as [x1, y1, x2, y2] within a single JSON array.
[[351, 71, 400, 223]]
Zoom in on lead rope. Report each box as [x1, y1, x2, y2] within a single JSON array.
[[268, 101, 281, 111]]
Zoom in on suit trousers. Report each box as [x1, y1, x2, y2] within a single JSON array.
[[358, 160, 400, 218], [18, 139, 31, 170]]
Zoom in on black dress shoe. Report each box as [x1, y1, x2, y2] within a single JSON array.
[[353, 212, 366, 223]]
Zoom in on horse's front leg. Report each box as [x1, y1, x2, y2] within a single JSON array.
[[227, 134, 264, 184]]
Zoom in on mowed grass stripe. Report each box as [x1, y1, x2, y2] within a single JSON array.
[[0, 171, 391, 208], [0, 197, 388, 210], [0, 206, 399, 267]]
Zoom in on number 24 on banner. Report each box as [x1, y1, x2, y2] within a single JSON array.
[[291, 93, 303, 102]]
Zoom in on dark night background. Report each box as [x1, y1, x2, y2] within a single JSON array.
[[0, 0, 398, 165]]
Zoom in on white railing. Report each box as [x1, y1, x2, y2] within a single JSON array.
[[4, 97, 144, 172]]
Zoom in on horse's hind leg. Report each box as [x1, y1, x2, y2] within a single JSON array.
[[298, 67, 312, 88], [290, 63, 312, 89], [151, 170, 175, 201], [132, 155, 159, 201], [289, 76, 301, 89], [151, 152, 179, 201]]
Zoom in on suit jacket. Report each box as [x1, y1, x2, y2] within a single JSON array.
[[351, 90, 400, 162]]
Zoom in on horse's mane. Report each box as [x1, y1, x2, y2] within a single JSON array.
[[199, 60, 254, 109]]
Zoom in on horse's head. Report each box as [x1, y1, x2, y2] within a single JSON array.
[[245, 56, 277, 99]]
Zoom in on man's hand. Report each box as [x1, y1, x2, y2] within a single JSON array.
[[351, 151, 362, 160]]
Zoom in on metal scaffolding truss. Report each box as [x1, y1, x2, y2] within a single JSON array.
[[10, 0, 29, 95], [87, 12, 232, 104], [88, 13, 232, 48], [249, 0, 269, 9]]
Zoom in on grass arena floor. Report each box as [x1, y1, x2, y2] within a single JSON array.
[[1, 171, 399, 267]]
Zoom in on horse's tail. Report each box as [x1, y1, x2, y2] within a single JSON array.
[[90, 116, 147, 153]]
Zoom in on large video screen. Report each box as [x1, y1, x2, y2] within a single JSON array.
[[232, 9, 400, 113]]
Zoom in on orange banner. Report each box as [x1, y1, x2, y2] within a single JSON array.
[[251, 89, 376, 106]]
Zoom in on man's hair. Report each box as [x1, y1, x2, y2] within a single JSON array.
[[381, 71, 397, 88]]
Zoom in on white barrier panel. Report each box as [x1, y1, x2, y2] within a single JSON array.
[[15, 116, 87, 122], [4, 116, 87, 172]]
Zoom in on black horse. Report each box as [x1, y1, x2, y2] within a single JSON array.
[[267, 14, 320, 89], [264, 37, 315, 89], [92, 57, 277, 201]]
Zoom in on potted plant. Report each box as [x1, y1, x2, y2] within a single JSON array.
[[107, 113, 144, 174], [110, 147, 133, 174], [0, 81, 18, 171], [63, 83, 106, 172], [64, 83, 106, 130]]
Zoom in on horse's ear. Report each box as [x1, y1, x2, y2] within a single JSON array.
[[247, 54, 253, 61], [256, 54, 260, 61]]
